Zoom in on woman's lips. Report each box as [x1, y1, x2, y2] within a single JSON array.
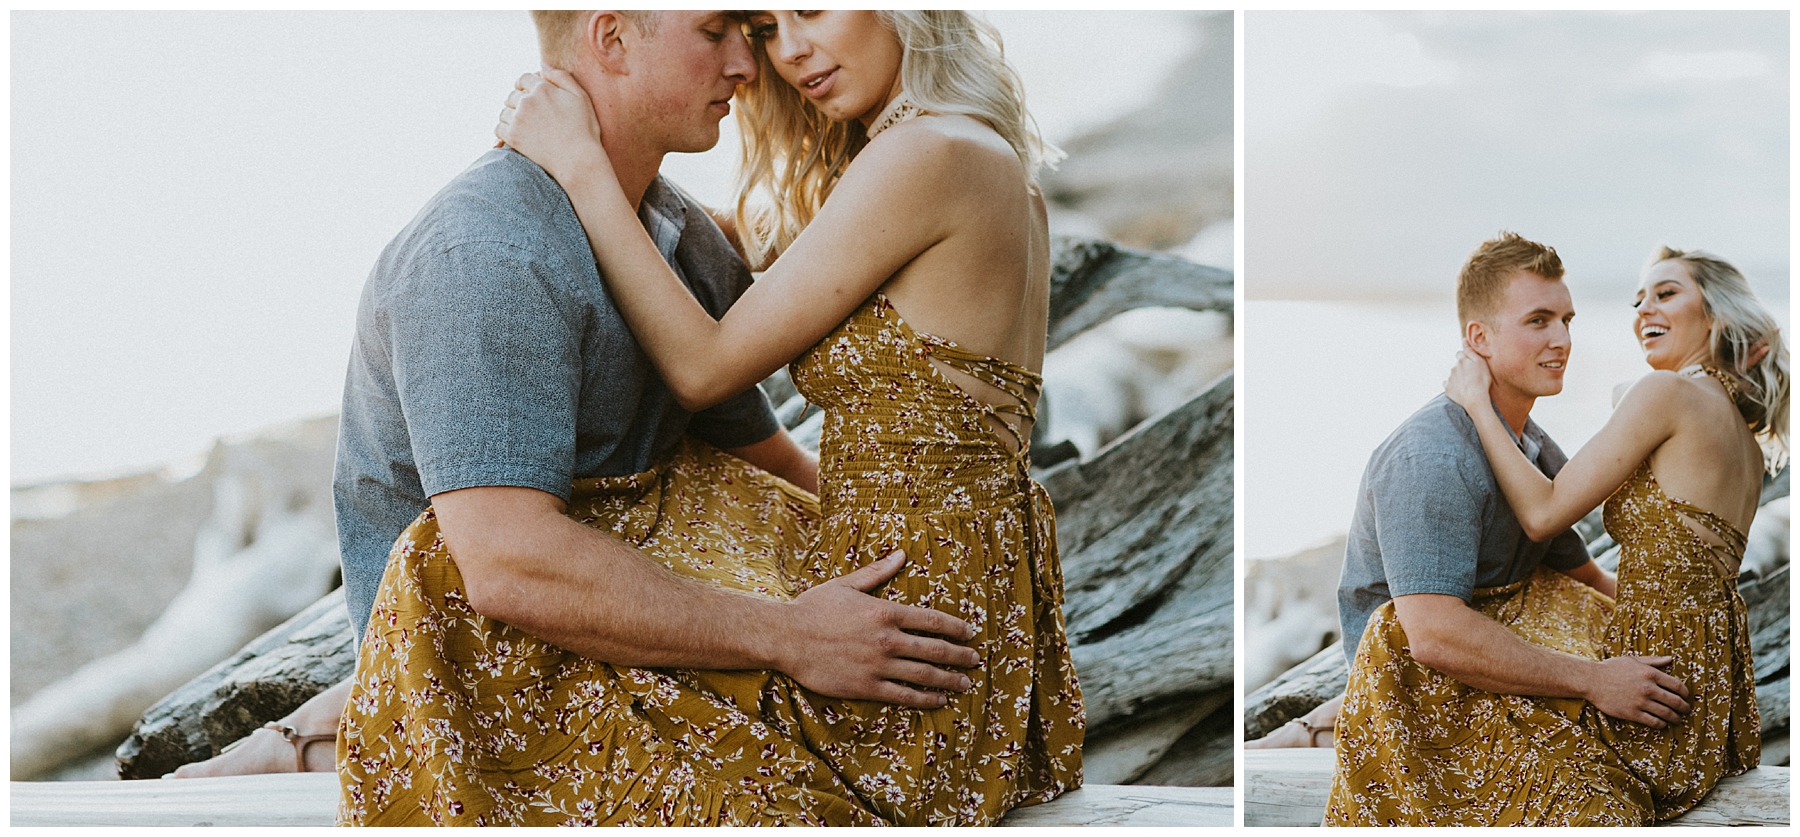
[[798, 67, 837, 100]]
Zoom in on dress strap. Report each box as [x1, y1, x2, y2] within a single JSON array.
[[1682, 364, 1743, 404], [912, 334, 1041, 457], [1667, 498, 1749, 557], [865, 92, 924, 140]]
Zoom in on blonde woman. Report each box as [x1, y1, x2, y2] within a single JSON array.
[[1331, 247, 1784, 825], [341, 11, 1082, 826]]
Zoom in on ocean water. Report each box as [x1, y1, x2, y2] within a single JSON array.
[[11, 11, 1199, 484], [1244, 293, 1791, 561]]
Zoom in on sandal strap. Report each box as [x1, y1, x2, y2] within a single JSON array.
[[263, 722, 335, 772], [1293, 718, 1336, 748]]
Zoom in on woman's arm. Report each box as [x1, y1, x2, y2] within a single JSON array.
[[503, 70, 965, 411], [1445, 350, 1681, 541]]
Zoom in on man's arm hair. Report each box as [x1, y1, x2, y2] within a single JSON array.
[[431, 485, 977, 707], [1391, 593, 1688, 727]]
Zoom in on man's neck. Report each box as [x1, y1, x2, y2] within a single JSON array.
[[1488, 386, 1534, 443], [585, 84, 663, 211], [605, 139, 663, 212]]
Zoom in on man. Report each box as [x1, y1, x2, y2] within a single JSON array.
[[1251, 232, 1690, 750], [174, 9, 976, 779]]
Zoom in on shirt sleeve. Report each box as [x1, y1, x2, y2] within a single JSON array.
[[1532, 432, 1595, 570], [1373, 450, 1483, 602], [687, 386, 782, 450], [387, 241, 583, 501]]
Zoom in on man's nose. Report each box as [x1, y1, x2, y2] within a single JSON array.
[[724, 29, 757, 85], [1549, 320, 1572, 348]]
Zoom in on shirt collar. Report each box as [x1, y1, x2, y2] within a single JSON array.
[[1492, 403, 1545, 462], [637, 176, 687, 262]]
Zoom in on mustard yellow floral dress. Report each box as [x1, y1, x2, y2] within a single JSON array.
[[1327, 449, 1760, 825], [336, 292, 1084, 825]]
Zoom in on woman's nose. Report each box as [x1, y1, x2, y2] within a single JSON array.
[[774, 30, 809, 63]]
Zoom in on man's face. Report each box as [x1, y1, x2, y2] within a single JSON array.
[[618, 11, 757, 155], [1474, 270, 1575, 402]]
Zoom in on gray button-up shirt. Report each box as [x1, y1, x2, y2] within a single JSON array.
[[1337, 393, 1591, 664], [334, 148, 780, 635]]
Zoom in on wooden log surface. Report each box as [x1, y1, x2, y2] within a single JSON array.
[[1243, 748, 1789, 827], [9, 776, 1231, 828]]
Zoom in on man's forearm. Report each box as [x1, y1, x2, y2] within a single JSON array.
[[1392, 593, 1592, 698], [435, 487, 787, 670]]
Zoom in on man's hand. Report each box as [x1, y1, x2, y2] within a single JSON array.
[[1583, 654, 1691, 728], [774, 553, 980, 709]]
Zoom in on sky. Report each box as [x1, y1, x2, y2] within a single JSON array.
[[1243, 10, 1790, 559], [1246, 10, 1788, 302], [10, 11, 1198, 484]]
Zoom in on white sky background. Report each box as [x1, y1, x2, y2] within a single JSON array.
[[11, 11, 1195, 484], [1243, 11, 1790, 560], [1247, 10, 1788, 301]]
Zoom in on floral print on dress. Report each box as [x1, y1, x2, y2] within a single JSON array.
[[1326, 460, 1759, 826], [337, 293, 1083, 825]]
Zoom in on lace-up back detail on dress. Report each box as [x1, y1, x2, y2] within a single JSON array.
[[791, 293, 1044, 516]]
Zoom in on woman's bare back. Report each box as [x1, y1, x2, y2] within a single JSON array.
[[869, 114, 1050, 447]]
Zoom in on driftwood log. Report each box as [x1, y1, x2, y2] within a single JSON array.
[[1242, 749, 1789, 827], [10, 774, 1233, 827], [118, 236, 1237, 786]]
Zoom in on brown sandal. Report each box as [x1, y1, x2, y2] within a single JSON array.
[[1297, 718, 1335, 747], [260, 722, 336, 771], [1277, 717, 1336, 747]]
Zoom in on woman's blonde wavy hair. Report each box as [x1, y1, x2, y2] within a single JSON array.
[[731, 11, 1061, 266], [1650, 246, 1789, 472]]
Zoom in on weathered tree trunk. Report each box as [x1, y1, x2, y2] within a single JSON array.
[[117, 236, 1237, 783]]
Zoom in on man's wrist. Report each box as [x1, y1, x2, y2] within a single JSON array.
[[739, 598, 796, 672]]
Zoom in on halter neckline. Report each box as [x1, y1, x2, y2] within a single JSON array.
[[1681, 364, 1742, 404], [864, 92, 923, 140]]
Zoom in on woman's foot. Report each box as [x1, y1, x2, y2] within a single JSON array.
[[1246, 695, 1342, 749], [166, 677, 351, 778], [167, 724, 336, 777]]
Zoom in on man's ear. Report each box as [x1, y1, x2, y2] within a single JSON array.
[[1465, 318, 1494, 359], [586, 11, 631, 75]]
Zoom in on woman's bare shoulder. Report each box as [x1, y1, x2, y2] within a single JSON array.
[[1617, 369, 1737, 426], [854, 115, 1022, 185]]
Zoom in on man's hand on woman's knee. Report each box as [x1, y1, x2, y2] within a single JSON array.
[[775, 552, 981, 709]]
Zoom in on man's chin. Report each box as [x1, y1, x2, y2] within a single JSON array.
[[669, 127, 723, 156]]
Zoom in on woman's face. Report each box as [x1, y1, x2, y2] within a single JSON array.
[[747, 11, 904, 127], [1634, 260, 1714, 371]]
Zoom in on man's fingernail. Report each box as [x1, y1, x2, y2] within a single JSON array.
[[959, 676, 972, 690]]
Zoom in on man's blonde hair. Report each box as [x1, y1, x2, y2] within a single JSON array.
[[1456, 231, 1564, 328], [529, 10, 659, 69]]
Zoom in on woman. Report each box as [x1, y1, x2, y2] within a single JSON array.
[[1329, 247, 1785, 825], [341, 11, 1081, 825]]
